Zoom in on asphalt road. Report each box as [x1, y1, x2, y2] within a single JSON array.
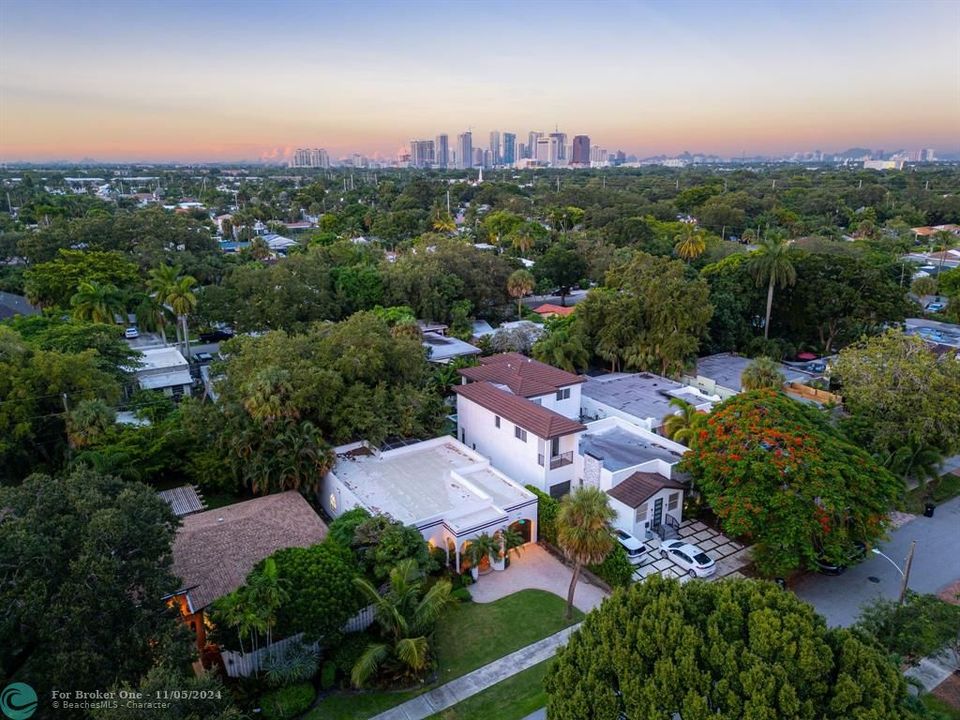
[[793, 495, 960, 627]]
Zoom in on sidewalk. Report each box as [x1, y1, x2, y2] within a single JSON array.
[[368, 624, 580, 720]]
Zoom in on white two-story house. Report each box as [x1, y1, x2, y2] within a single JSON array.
[[455, 354, 586, 498]]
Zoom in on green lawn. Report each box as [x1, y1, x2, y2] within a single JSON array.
[[428, 659, 552, 720], [308, 590, 581, 720], [905, 471, 960, 513], [922, 693, 960, 720]]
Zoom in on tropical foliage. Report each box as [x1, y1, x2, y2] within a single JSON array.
[[556, 486, 617, 619]]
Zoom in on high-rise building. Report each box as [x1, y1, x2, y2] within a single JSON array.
[[473, 147, 484, 167], [435, 134, 449, 168], [409, 139, 435, 168], [528, 131, 543, 158], [549, 132, 567, 164], [502, 133, 516, 166], [590, 145, 608, 164], [489, 131, 501, 166], [536, 135, 559, 165], [572, 135, 590, 166], [291, 148, 330, 168], [483, 149, 494, 168], [457, 131, 473, 169]]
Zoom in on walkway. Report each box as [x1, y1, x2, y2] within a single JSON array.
[[369, 624, 580, 720], [467, 544, 608, 612]]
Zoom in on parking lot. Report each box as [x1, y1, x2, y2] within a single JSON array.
[[632, 520, 752, 582]]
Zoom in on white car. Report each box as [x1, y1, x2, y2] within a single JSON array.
[[613, 529, 646, 565], [660, 539, 716, 578], [124, 327, 140, 339]]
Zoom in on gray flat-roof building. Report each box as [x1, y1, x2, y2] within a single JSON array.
[[580, 372, 718, 432], [681, 353, 817, 399]]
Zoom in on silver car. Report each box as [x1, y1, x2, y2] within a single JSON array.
[[660, 539, 716, 578], [613, 529, 646, 565]]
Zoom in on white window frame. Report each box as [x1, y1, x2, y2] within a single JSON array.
[[515, 426, 527, 442]]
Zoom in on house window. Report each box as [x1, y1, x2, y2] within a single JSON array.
[[668, 492, 679, 511], [532, 398, 542, 406], [495, 415, 500, 428], [514, 426, 527, 442], [556, 388, 571, 401], [549, 481, 571, 499], [635, 502, 647, 525], [551, 437, 560, 457]]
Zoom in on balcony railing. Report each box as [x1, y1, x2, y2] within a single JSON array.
[[538, 451, 574, 469]]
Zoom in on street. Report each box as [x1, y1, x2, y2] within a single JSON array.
[[793, 495, 960, 627]]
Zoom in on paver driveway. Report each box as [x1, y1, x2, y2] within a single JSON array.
[[632, 519, 752, 581]]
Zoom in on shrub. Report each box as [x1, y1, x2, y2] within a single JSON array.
[[526, 485, 559, 545], [452, 587, 472, 602], [588, 544, 634, 588], [332, 632, 375, 678], [328, 507, 372, 548], [259, 681, 315, 720], [320, 660, 336, 690], [262, 641, 319, 688]]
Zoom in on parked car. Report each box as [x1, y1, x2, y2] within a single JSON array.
[[814, 542, 866, 576], [660, 539, 716, 578], [199, 329, 234, 343], [925, 302, 946, 313], [193, 351, 214, 364], [613, 529, 646, 565], [124, 327, 139, 339]]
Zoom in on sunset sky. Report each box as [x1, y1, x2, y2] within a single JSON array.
[[1, 0, 958, 162]]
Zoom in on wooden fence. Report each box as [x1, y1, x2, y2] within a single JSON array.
[[221, 604, 375, 678]]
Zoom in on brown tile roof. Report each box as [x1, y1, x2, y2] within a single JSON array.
[[171, 491, 328, 611], [454, 381, 586, 439], [533, 303, 576, 317], [459, 352, 584, 397], [607, 471, 686, 509]]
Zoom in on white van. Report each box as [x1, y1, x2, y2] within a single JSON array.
[[613, 529, 646, 565]]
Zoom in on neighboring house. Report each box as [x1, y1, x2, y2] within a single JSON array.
[[262, 233, 298, 254], [136, 347, 194, 398], [157, 485, 205, 517], [422, 331, 482, 364], [169, 492, 328, 649], [576, 416, 689, 542], [905, 317, 960, 352], [0, 291, 39, 320], [320, 437, 537, 572], [532, 303, 575, 319], [455, 354, 586, 497], [580, 372, 718, 433], [680, 352, 818, 400]]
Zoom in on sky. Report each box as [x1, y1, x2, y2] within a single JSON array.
[[1, 0, 958, 163]]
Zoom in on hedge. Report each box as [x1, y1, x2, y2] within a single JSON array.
[[525, 485, 559, 545], [588, 543, 634, 588]]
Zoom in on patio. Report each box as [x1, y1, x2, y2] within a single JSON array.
[[633, 519, 752, 581]]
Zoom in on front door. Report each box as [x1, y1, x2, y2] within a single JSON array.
[[550, 437, 560, 458], [651, 497, 663, 531]]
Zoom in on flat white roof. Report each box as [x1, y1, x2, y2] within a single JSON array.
[[139, 346, 188, 371], [330, 438, 533, 535], [139, 369, 193, 390]]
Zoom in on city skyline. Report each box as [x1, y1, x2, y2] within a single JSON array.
[[1, 0, 958, 163]]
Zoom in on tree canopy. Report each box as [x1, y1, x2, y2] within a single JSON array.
[[678, 390, 900, 575], [545, 576, 914, 720]]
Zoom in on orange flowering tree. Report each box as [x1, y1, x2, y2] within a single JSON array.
[[679, 390, 899, 576]]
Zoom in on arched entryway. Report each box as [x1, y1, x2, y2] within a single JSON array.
[[509, 519, 532, 544]]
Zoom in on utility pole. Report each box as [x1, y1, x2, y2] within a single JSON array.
[[899, 541, 916, 605], [446, 189, 451, 215]]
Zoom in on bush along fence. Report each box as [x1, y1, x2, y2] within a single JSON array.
[[524, 484, 633, 591], [221, 604, 376, 678]]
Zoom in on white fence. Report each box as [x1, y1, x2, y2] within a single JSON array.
[[221, 604, 375, 678]]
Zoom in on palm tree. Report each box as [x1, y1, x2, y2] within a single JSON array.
[[556, 486, 616, 620], [245, 558, 290, 664], [741, 356, 786, 391], [249, 236, 272, 261], [464, 532, 500, 578], [70, 281, 124, 324], [509, 228, 535, 255], [507, 269, 536, 318], [882, 440, 944, 493], [432, 209, 456, 234], [740, 228, 758, 246], [494, 527, 525, 567], [533, 319, 590, 372], [661, 397, 707, 447], [351, 559, 455, 688], [135, 293, 172, 345], [66, 399, 115, 449], [932, 229, 957, 277], [148, 266, 197, 356], [748, 234, 797, 340], [267, 420, 335, 494], [674, 224, 706, 262]]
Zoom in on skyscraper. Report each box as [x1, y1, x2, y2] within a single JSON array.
[[528, 131, 543, 158], [409, 139, 435, 168], [457, 131, 473, 169], [291, 148, 329, 168], [489, 131, 501, 166], [435, 134, 449, 169], [549, 132, 567, 164], [536, 135, 559, 165], [572, 135, 590, 166], [502, 132, 516, 166]]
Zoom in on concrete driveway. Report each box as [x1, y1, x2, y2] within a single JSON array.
[[633, 520, 752, 582], [793, 495, 960, 627], [467, 544, 608, 612]]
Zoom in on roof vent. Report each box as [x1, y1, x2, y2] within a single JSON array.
[[217, 517, 224, 523]]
